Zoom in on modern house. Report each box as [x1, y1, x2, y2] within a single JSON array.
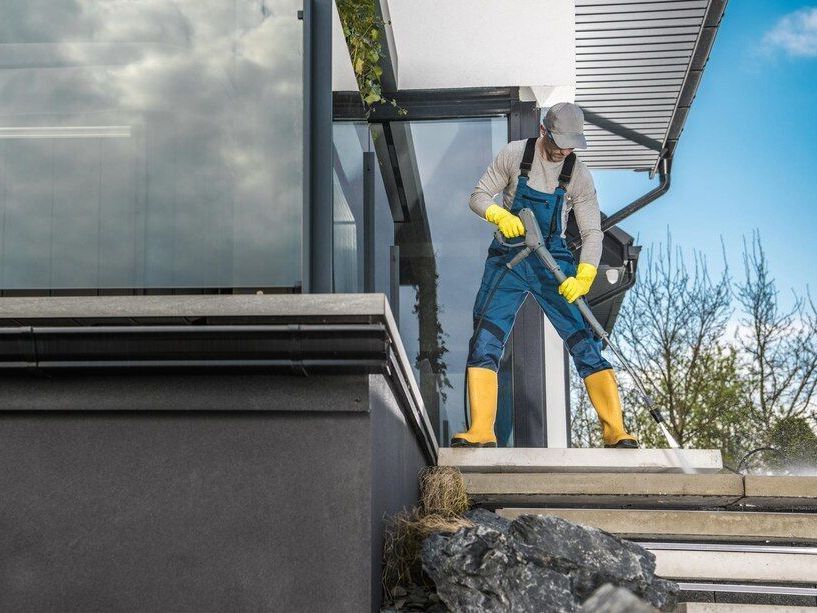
[[9, 2, 813, 613]]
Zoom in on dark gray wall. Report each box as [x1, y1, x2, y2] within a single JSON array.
[[369, 374, 429, 611], [0, 372, 429, 612]]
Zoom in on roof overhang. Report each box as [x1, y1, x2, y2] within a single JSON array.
[[575, 0, 728, 174], [333, 0, 727, 175]]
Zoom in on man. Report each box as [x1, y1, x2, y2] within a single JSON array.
[[451, 102, 638, 449]]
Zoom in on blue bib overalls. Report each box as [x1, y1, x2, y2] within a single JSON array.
[[466, 142, 612, 380]]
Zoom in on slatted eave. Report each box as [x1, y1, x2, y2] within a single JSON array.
[[574, 0, 720, 172]]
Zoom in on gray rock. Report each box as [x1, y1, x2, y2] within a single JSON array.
[[509, 514, 656, 599], [580, 584, 658, 612], [421, 525, 579, 612], [419, 512, 679, 613], [463, 507, 512, 534], [642, 577, 680, 612]]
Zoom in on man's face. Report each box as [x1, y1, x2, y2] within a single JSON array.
[[539, 124, 574, 162]]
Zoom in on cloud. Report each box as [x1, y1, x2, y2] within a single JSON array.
[[763, 6, 817, 57]]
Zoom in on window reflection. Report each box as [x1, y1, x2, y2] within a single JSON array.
[[398, 118, 507, 444], [0, 0, 303, 289]]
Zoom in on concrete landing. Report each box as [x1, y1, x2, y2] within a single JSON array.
[[438, 448, 723, 473], [496, 509, 817, 543]]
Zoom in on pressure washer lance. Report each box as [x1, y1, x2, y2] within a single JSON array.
[[494, 208, 680, 450]]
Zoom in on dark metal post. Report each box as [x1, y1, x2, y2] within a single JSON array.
[[389, 245, 400, 324], [508, 102, 549, 447], [303, 0, 333, 293], [363, 152, 375, 292], [564, 349, 572, 447]]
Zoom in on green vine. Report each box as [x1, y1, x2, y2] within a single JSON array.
[[336, 0, 407, 119]]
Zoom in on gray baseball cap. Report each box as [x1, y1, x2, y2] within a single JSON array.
[[543, 102, 587, 150]]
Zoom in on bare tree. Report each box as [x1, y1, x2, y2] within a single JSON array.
[[735, 231, 817, 436], [569, 368, 603, 448], [603, 232, 744, 450], [571, 230, 817, 464]]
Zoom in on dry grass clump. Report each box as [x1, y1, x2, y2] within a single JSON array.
[[419, 466, 470, 516], [381, 467, 473, 601]]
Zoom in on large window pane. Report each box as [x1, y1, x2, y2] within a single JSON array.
[[398, 117, 507, 443], [332, 121, 393, 295], [0, 0, 302, 289]]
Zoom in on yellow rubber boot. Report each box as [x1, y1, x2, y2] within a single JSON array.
[[584, 368, 638, 448], [451, 367, 498, 447]]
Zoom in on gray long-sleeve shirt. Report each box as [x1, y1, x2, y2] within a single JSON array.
[[469, 138, 603, 267]]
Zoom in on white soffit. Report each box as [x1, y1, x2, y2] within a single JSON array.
[[386, 0, 575, 94]]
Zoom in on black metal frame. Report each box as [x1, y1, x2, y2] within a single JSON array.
[[508, 101, 551, 447], [333, 87, 519, 122]]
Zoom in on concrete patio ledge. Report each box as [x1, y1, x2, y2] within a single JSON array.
[[438, 448, 723, 474], [0, 294, 392, 324]]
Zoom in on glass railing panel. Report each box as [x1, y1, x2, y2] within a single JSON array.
[[0, 0, 303, 289]]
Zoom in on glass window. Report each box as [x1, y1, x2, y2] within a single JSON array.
[[332, 121, 393, 296], [0, 0, 303, 289], [397, 117, 507, 443]]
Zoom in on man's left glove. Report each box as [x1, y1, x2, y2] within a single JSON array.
[[558, 263, 597, 303]]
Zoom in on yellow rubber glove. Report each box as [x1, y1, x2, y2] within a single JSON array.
[[485, 204, 525, 239], [558, 262, 597, 303]]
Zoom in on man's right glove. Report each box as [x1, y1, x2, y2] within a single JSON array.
[[485, 204, 525, 239], [558, 262, 597, 303]]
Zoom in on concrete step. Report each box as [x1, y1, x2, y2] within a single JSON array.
[[643, 543, 817, 584], [743, 476, 817, 510], [463, 472, 817, 511], [678, 604, 817, 612], [465, 472, 744, 508], [495, 509, 817, 544], [438, 448, 723, 474]]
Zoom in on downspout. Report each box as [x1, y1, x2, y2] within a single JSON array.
[[601, 157, 672, 233], [569, 156, 672, 252]]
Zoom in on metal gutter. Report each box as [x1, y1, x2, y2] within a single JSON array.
[[0, 324, 391, 372], [654, 0, 728, 175]]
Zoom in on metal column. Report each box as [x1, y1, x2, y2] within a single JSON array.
[[363, 151, 375, 292], [507, 101, 557, 447], [303, 0, 333, 293]]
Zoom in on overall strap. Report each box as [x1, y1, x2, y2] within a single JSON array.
[[549, 153, 578, 240], [519, 137, 537, 178], [557, 153, 577, 190]]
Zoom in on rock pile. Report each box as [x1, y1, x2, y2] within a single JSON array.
[[418, 509, 678, 612]]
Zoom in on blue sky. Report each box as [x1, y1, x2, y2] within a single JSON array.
[[593, 1, 817, 309]]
